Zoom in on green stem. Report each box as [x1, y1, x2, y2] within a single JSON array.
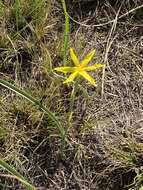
[[60, 0, 69, 66], [68, 84, 76, 126], [60, 83, 77, 151]]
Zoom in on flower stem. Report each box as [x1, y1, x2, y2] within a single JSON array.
[[60, 0, 69, 66]]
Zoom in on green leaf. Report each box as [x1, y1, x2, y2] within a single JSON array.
[[0, 79, 65, 139], [0, 160, 36, 190]]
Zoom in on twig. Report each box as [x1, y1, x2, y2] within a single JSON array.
[[68, 4, 143, 27]]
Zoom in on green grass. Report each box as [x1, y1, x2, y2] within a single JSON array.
[[0, 160, 36, 190], [0, 79, 65, 138]]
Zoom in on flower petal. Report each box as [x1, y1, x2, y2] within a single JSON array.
[[70, 48, 80, 67], [63, 72, 78, 84], [79, 71, 96, 86], [54, 67, 75, 73], [81, 49, 96, 67], [84, 64, 104, 71]]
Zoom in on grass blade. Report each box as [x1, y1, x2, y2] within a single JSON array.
[[0, 160, 36, 190], [0, 79, 65, 138]]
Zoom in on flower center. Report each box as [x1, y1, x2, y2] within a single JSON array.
[[77, 66, 84, 72]]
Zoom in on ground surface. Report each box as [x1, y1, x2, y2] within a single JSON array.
[[0, 0, 143, 189]]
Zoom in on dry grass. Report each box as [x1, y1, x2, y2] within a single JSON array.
[[0, 0, 143, 189]]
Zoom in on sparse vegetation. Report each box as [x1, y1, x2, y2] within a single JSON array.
[[0, 0, 143, 189]]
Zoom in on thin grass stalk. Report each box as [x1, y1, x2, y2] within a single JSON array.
[[60, 0, 69, 66], [0, 160, 36, 190], [68, 84, 76, 126], [15, 0, 20, 32], [61, 83, 77, 152], [0, 79, 65, 138]]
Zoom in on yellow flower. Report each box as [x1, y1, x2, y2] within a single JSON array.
[[54, 48, 104, 86]]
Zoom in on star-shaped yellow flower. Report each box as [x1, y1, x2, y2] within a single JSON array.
[[54, 48, 104, 86]]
